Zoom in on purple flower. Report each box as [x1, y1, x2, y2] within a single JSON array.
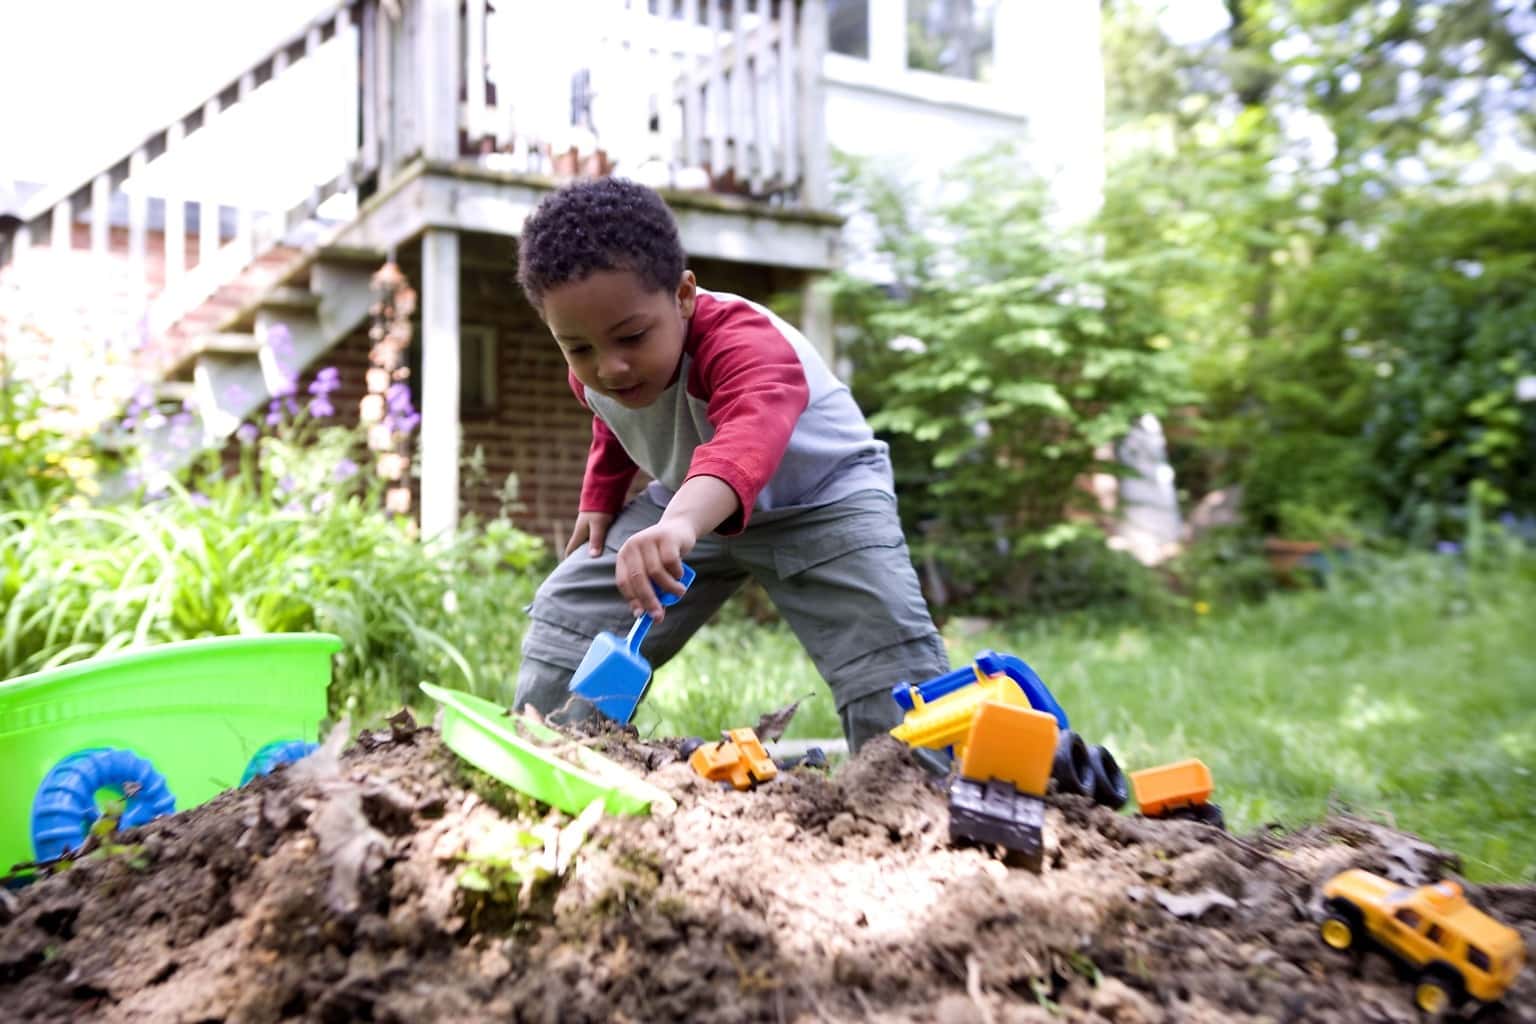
[[236, 422, 259, 445], [309, 366, 341, 396], [333, 458, 359, 482], [189, 492, 211, 508], [267, 323, 295, 378], [127, 385, 155, 416], [384, 382, 421, 435], [308, 395, 336, 418], [1436, 540, 1461, 555]]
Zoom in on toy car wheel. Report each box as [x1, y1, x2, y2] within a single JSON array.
[[240, 739, 319, 785], [1052, 730, 1095, 797], [1319, 914, 1357, 951], [31, 747, 177, 862], [1087, 745, 1129, 810], [1413, 966, 1463, 1015], [1193, 801, 1226, 830]]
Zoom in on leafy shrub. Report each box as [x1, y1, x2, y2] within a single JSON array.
[[830, 147, 1189, 611], [1170, 526, 1278, 607], [1358, 200, 1536, 543], [0, 375, 120, 513], [994, 531, 1179, 620], [0, 398, 550, 717]]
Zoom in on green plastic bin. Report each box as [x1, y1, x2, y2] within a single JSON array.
[[1, 633, 341, 874]]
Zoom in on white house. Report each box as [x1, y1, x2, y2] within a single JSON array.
[[0, 0, 1104, 544]]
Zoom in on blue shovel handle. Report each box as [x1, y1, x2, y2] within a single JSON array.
[[624, 563, 696, 654]]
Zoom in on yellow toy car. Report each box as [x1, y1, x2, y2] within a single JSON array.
[[1320, 869, 1525, 1014]]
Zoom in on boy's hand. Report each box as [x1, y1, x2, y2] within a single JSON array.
[[565, 511, 615, 558], [615, 520, 696, 621]]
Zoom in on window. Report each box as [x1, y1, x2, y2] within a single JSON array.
[[1426, 924, 1445, 946], [828, 0, 870, 59], [460, 326, 499, 416], [1468, 946, 1492, 972], [406, 325, 499, 418], [1393, 908, 1422, 929], [907, 0, 997, 81]]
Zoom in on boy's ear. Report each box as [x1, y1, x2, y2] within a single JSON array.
[[676, 270, 697, 318]]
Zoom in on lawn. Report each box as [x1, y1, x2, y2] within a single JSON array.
[[639, 550, 1536, 882]]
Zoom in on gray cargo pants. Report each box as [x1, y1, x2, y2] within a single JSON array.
[[513, 489, 949, 753]]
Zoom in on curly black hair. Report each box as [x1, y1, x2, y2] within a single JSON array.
[[516, 177, 686, 308]]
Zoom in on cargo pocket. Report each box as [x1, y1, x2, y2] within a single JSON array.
[[770, 516, 908, 580]]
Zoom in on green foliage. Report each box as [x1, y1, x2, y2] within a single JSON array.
[[830, 147, 1190, 610], [1096, 0, 1536, 546], [0, 405, 550, 716], [1358, 199, 1536, 541], [1168, 526, 1278, 607], [0, 374, 119, 513]]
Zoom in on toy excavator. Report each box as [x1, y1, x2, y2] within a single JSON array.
[[889, 651, 1128, 870]]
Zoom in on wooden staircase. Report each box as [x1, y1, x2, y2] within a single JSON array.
[[163, 246, 382, 442], [0, 1, 379, 462]]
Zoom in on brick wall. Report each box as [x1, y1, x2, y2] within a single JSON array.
[[393, 234, 810, 545]]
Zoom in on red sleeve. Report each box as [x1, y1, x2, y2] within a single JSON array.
[[570, 371, 639, 516], [684, 298, 810, 534]]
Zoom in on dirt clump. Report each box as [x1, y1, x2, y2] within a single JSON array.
[[1, 724, 1531, 1023]]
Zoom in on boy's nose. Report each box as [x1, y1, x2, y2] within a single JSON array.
[[598, 352, 630, 380]]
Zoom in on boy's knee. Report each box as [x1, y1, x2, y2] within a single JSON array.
[[839, 689, 904, 752], [513, 654, 575, 715]]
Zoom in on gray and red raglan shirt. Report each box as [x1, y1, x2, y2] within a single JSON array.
[[571, 288, 894, 535]]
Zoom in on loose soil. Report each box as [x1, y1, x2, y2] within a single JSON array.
[[2, 716, 1531, 1023]]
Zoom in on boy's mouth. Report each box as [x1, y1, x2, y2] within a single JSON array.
[[606, 381, 643, 399]]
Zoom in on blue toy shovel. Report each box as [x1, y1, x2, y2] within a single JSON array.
[[569, 563, 695, 724]]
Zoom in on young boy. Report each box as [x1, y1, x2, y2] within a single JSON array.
[[511, 177, 948, 753]]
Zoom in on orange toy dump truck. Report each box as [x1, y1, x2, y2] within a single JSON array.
[[1129, 758, 1224, 829], [1320, 869, 1525, 1014]]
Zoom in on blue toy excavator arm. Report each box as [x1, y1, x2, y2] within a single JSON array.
[[890, 664, 977, 711], [890, 650, 1070, 730]]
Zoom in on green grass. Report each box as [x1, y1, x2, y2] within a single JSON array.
[[639, 551, 1536, 882]]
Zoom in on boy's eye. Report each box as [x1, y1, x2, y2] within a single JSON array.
[[563, 344, 591, 356], [618, 330, 646, 343]]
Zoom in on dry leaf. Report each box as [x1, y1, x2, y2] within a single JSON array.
[[754, 694, 814, 743], [308, 788, 387, 915], [1152, 887, 1238, 919], [289, 718, 388, 914], [553, 800, 606, 876], [388, 707, 419, 741]]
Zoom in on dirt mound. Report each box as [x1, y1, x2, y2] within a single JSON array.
[[2, 721, 1531, 1023]]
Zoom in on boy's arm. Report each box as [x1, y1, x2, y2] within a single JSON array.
[[614, 473, 737, 619], [683, 304, 811, 534]]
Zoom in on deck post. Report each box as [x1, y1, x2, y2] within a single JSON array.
[[419, 228, 461, 541], [800, 274, 835, 367], [420, 0, 460, 162], [796, 0, 829, 208]]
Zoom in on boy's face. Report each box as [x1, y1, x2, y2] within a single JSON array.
[[543, 269, 697, 409]]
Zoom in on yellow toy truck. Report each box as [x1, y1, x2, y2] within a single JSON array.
[[1320, 868, 1526, 1014]]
